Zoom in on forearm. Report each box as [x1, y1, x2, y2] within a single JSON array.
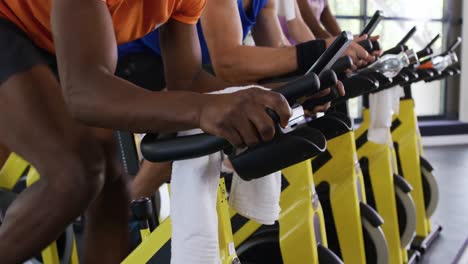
[[287, 18, 315, 43], [131, 161, 172, 199], [321, 9, 341, 36], [64, 70, 206, 133], [313, 28, 333, 39], [297, 0, 331, 39], [170, 68, 238, 93], [213, 45, 297, 83]]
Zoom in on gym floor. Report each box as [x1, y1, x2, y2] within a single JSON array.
[[419, 144, 468, 264]]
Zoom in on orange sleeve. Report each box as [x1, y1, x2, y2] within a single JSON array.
[[171, 0, 207, 25]]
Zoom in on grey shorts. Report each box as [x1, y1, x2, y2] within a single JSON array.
[[0, 19, 57, 84]]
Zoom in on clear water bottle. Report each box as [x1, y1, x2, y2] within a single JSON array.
[[432, 52, 458, 71], [364, 49, 418, 78]]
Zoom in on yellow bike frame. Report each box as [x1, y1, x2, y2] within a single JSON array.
[[312, 129, 368, 263], [391, 96, 441, 249], [355, 109, 409, 264], [123, 178, 239, 264], [231, 160, 329, 264]]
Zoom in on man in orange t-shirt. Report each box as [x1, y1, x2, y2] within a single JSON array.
[[0, 0, 293, 262]]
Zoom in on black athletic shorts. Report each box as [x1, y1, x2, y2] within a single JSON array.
[[0, 19, 57, 84], [0, 17, 166, 91]]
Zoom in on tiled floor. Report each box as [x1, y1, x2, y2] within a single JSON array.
[[419, 145, 468, 264]]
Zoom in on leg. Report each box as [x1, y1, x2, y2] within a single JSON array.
[[0, 143, 9, 168], [82, 128, 130, 263], [0, 66, 106, 263], [131, 161, 172, 199]]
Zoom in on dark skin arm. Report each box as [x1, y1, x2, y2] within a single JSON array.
[[297, 0, 332, 38], [320, 6, 342, 37], [159, 20, 233, 92], [252, 0, 291, 47], [52, 0, 292, 147], [283, 0, 316, 43]]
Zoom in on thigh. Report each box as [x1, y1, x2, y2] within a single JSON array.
[[0, 143, 9, 167], [0, 65, 100, 173]]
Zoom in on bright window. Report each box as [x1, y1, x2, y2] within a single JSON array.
[[328, 0, 448, 117]]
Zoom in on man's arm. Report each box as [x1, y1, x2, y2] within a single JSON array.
[[51, 0, 292, 146], [159, 19, 234, 92], [252, 0, 290, 47], [201, 0, 298, 83], [52, 0, 207, 133], [297, 0, 332, 38], [283, 0, 316, 43], [320, 6, 342, 37]]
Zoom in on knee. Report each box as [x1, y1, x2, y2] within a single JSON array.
[[46, 141, 107, 209]]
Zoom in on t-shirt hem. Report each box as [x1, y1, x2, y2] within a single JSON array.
[[171, 15, 199, 25]]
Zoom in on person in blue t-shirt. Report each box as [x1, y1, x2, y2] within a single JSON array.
[[117, 0, 375, 202], [118, 0, 373, 86]]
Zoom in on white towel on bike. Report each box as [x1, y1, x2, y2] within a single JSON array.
[[392, 86, 405, 115], [229, 171, 282, 225], [171, 85, 280, 264], [368, 89, 393, 144], [170, 129, 222, 264]]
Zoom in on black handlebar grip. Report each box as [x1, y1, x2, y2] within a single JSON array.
[[372, 41, 381, 52], [306, 31, 354, 75], [382, 44, 405, 56], [398, 26, 417, 46], [359, 39, 374, 53], [274, 73, 320, 105], [302, 70, 339, 108], [360, 10, 384, 36], [425, 34, 440, 49], [417, 47, 433, 60], [141, 133, 230, 162], [319, 70, 338, 89], [331, 56, 353, 73], [302, 89, 338, 110]]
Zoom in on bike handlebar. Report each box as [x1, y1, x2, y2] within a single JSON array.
[[360, 10, 384, 37], [306, 31, 354, 75], [398, 26, 417, 46], [141, 72, 320, 162]]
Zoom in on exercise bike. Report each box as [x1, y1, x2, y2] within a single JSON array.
[[296, 11, 392, 264], [390, 36, 462, 254], [121, 35, 349, 263], [352, 27, 430, 264]]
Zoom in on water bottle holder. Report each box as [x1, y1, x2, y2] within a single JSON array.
[[230, 127, 326, 181]]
